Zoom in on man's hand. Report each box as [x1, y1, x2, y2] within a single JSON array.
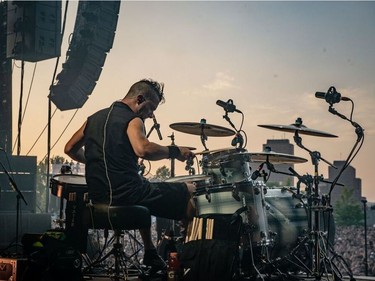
[[176, 146, 195, 162]]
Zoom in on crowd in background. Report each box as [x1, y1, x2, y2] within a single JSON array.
[[334, 225, 375, 276]]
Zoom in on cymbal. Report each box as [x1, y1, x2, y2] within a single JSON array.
[[170, 122, 235, 137], [176, 146, 196, 151], [258, 124, 337, 138], [215, 151, 308, 164]]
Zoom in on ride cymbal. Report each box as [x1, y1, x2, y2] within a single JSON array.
[[170, 122, 235, 137], [215, 151, 308, 164], [248, 151, 308, 164], [258, 123, 337, 138]]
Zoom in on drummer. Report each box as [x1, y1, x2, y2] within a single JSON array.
[[64, 79, 196, 272]]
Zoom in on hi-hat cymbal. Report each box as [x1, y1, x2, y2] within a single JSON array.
[[215, 151, 308, 164], [258, 123, 337, 138], [170, 122, 235, 137], [175, 146, 196, 151], [195, 147, 245, 155]]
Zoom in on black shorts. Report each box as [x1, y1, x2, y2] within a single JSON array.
[[136, 181, 190, 220]]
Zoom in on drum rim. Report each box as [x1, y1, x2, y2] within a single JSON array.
[[165, 174, 211, 182], [51, 174, 86, 185]]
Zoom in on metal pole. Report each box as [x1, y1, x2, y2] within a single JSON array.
[[361, 197, 368, 276]]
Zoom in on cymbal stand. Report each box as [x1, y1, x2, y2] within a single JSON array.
[[293, 131, 353, 281], [168, 133, 176, 177], [199, 118, 209, 151]]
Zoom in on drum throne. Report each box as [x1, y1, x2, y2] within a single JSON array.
[[51, 170, 152, 280], [82, 204, 151, 281]]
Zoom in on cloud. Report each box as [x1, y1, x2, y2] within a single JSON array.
[[203, 72, 238, 91]]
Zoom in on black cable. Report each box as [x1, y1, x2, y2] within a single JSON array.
[[327, 100, 365, 198], [21, 63, 37, 123], [26, 108, 58, 156], [45, 0, 71, 212], [40, 108, 79, 163]]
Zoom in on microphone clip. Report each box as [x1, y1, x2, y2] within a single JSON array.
[[231, 132, 244, 148]]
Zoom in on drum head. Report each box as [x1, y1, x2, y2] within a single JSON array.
[[52, 174, 86, 185], [203, 147, 247, 163]]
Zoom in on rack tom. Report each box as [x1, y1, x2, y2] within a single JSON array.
[[202, 148, 251, 184]]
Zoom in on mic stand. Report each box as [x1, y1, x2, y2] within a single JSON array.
[[291, 131, 355, 281], [199, 119, 208, 151], [168, 133, 176, 178], [0, 160, 28, 255], [222, 111, 244, 149], [327, 105, 364, 199], [138, 121, 160, 176]]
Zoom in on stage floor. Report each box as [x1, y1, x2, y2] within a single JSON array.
[[84, 275, 375, 281]]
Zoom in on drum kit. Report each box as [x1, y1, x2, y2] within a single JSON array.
[[166, 116, 353, 280]]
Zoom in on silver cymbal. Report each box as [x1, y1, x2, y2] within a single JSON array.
[[214, 151, 308, 164], [248, 151, 308, 164], [258, 123, 337, 138], [170, 122, 235, 137]]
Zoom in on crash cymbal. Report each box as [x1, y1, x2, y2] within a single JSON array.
[[215, 151, 308, 164], [170, 122, 235, 137], [258, 123, 337, 138], [248, 151, 308, 164]]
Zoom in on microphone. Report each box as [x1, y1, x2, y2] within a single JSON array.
[[315, 86, 350, 105], [251, 162, 264, 180], [216, 99, 242, 113], [152, 115, 163, 140], [231, 133, 244, 148]]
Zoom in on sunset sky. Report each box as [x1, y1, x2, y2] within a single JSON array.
[[10, 1, 375, 201]]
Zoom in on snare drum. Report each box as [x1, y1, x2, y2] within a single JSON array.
[[194, 180, 270, 246], [203, 149, 251, 184], [50, 174, 87, 200]]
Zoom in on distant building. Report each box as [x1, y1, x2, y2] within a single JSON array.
[[319, 160, 362, 206]]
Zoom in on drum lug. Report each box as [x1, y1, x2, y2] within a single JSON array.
[[205, 192, 211, 203], [219, 165, 227, 177], [231, 184, 241, 201], [254, 186, 261, 195]]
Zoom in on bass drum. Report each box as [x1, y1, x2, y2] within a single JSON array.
[[265, 187, 335, 261]]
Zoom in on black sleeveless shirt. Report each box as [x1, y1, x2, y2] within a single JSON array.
[[84, 101, 144, 204]]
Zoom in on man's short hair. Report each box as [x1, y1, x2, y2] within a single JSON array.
[[126, 79, 165, 104]]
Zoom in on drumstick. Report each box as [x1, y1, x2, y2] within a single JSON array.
[[193, 217, 198, 241], [185, 218, 192, 243], [189, 217, 197, 242], [205, 219, 209, 239], [207, 219, 212, 239], [197, 218, 202, 240], [211, 219, 214, 239]]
